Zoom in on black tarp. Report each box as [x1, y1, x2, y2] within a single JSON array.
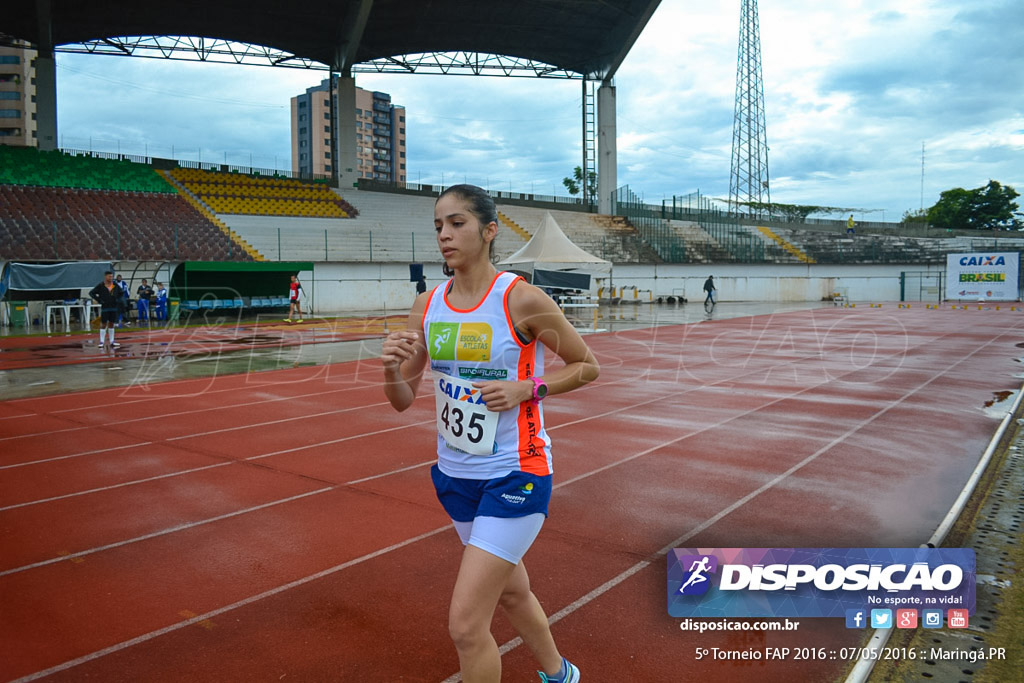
[[531, 269, 591, 290], [6, 261, 113, 290]]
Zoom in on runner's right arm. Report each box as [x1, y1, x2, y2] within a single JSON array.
[[381, 292, 430, 412]]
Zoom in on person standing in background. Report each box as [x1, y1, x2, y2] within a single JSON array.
[[89, 271, 124, 349], [154, 282, 169, 321], [115, 274, 130, 326], [136, 279, 154, 324], [285, 274, 304, 323]]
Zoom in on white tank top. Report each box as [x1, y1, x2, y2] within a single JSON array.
[[421, 271, 552, 479]]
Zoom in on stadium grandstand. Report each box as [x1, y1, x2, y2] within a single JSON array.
[[3, 5, 1024, 683], [4, 144, 1024, 320], [2, 0, 1023, 318], [0, 146, 256, 263]]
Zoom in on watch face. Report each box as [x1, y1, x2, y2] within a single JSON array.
[[536, 382, 548, 399]]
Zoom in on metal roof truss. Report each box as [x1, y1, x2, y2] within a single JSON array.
[[54, 36, 581, 79]]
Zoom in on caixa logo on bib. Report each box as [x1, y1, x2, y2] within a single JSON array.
[[667, 548, 975, 618]]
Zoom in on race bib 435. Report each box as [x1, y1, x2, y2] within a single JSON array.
[[433, 371, 499, 455]]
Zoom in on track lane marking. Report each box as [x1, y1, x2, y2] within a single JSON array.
[[8, 314, 1023, 680]]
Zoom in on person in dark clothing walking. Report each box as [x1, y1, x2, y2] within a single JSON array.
[[703, 275, 716, 305], [89, 271, 124, 348]]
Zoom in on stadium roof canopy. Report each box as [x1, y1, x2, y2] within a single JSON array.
[[2, 0, 662, 79]]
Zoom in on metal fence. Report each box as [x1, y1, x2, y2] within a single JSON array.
[[234, 227, 635, 263], [612, 186, 1024, 266], [60, 148, 334, 183], [357, 178, 596, 212], [614, 185, 688, 261]]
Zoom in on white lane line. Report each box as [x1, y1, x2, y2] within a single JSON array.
[[328, 459, 434, 485], [440, 319, 1018, 682], [0, 460, 437, 577], [9, 525, 452, 683], [0, 420, 436, 511], [241, 420, 436, 461], [155, 374, 622, 446], [0, 360, 368, 418], [0, 462, 233, 512], [0, 487, 334, 577], [9, 366, 844, 680], [0, 396, 395, 444], [0, 382, 377, 441], [0, 327, 920, 503], [165, 401, 398, 441], [0, 442, 152, 470], [10, 321, 1010, 680]]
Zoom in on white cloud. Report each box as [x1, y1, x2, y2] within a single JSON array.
[[46, 0, 1024, 220]]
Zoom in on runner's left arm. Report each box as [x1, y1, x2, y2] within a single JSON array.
[[473, 281, 599, 412]]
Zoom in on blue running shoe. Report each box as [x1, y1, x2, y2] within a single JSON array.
[[537, 658, 580, 683]]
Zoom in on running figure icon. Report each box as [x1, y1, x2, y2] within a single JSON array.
[[678, 556, 712, 594]]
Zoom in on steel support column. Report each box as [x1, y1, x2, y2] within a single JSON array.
[[33, 0, 57, 150], [597, 81, 617, 216], [334, 74, 358, 189]]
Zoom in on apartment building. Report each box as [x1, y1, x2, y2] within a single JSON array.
[[0, 43, 37, 147], [291, 78, 406, 182]]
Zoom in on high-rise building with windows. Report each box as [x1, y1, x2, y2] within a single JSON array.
[[0, 43, 37, 147], [291, 78, 406, 183]]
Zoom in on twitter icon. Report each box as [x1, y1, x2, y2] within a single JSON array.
[[871, 609, 892, 628]]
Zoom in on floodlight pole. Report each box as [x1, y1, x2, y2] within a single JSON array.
[[729, 0, 771, 218]]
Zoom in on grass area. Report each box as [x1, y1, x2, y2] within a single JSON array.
[[975, 463, 1024, 683]]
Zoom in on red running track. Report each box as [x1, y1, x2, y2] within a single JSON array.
[[1, 306, 1021, 682], [0, 316, 395, 371]]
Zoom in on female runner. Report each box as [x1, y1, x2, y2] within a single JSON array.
[[381, 184, 599, 682]]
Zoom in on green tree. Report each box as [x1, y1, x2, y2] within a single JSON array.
[[562, 166, 597, 199], [901, 208, 928, 224], [926, 180, 1021, 231]]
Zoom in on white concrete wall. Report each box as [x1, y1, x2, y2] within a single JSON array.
[[303, 262, 449, 314], [608, 263, 947, 303], [301, 261, 949, 313]]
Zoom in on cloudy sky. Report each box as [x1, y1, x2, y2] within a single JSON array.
[[53, 0, 1023, 222]]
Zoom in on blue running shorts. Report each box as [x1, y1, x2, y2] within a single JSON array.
[[431, 465, 552, 564]]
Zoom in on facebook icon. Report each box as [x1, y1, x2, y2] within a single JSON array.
[[845, 609, 867, 629]]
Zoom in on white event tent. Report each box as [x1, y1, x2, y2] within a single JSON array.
[[498, 211, 611, 290]]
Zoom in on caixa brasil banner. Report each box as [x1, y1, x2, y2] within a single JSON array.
[[945, 252, 1019, 301], [668, 548, 975, 619]]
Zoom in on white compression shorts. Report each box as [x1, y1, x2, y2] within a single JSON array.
[[451, 514, 546, 565]]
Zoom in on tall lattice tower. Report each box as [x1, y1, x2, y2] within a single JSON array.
[[729, 0, 770, 215]]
